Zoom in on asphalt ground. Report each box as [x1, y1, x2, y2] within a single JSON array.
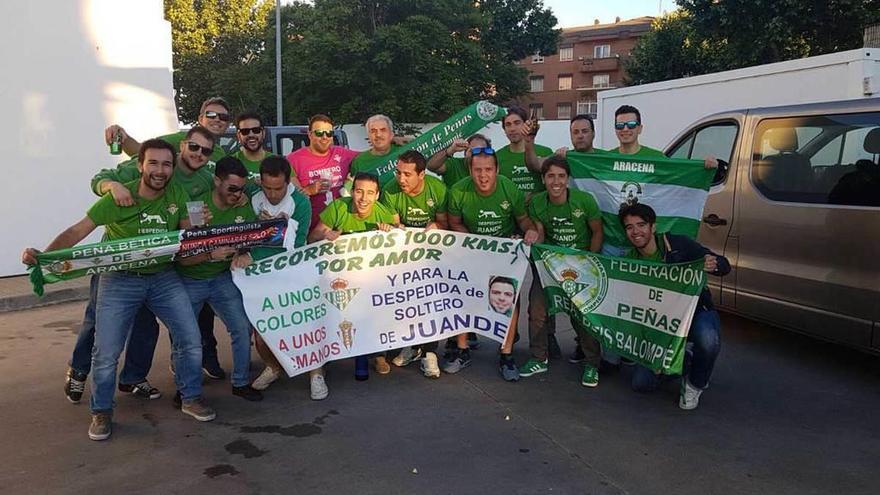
[[1, 301, 878, 495]]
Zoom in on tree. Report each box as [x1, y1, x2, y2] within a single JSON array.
[[164, 0, 274, 123], [626, 0, 880, 85]]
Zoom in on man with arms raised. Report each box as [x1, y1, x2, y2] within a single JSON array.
[[445, 147, 540, 381], [521, 155, 604, 387], [496, 105, 554, 199], [619, 203, 729, 409], [309, 173, 400, 380], [380, 150, 448, 378], [23, 139, 216, 441]]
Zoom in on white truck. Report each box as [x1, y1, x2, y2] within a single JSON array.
[[595, 48, 880, 150]]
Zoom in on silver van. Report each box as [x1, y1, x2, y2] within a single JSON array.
[[665, 98, 880, 352]]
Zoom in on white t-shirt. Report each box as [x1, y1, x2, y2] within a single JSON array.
[[251, 184, 297, 218]]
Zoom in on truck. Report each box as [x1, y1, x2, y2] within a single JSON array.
[[595, 48, 880, 150]]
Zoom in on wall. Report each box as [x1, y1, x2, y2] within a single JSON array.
[[1, 0, 177, 276]]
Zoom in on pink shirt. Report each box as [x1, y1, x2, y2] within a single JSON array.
[[286, 145, 359, 229]]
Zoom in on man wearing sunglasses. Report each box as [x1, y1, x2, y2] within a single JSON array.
[[104, 96, 231, 162], [231, 111, 274, 183], [446, 147, 541, 381], [288, 114, 360, 230], [427, 134, 491, 189], [176, 156, 263, 402], [610, 105, 665, 158]]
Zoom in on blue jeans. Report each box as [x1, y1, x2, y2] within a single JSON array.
[[631, 308, 721, 392], [91, 269, 203, 413], [69, 275, 159, 384], [180, 272, 252, 387]]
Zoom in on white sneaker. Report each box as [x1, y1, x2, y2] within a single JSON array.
[[392, 347, 422, 367], [252, 366, 280, 391], [679, 378, 704, 410], [419, 352, 441, 379], [310, 373, 329, 400]]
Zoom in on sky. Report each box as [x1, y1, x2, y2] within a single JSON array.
[[543, 0, 677, 28]]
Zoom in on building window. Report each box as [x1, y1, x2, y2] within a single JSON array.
[[557, 103, 572, 120], [594, 44, 611, 58], [529, 104, 544, 120], [530, 76, 544, 92], [531, 53, 544, 64], [558, 75, 572, 91], [593, 74, 610, 88], [577, 100, 597, 116], [559, 47, 573, 62]]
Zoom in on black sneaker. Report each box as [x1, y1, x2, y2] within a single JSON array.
[[64, 367, 88, 404], [232, 385, 264, 402], [568, 346, 586, 364], [202, 361, 226, 380], [118, 381, 161, 400]]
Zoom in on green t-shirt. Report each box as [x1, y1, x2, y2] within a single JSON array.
[[86, 180, 190, 274], [441, 157, 470, 188], [350, 145, 402, 185], [528, 189, 601, 249], [176, 191, 257, 280], [91, 156, 215, 199], [319, 197, 398, 234], [448, 175, 526, 237], [609, 145, 665, 158], [159, 131, 226, 162], [232, 150, 275, 182], [381, 175, 448, 227], [624, 236, 664, 262], [496, 144, 553, 194]]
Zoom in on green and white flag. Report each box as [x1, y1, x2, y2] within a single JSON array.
[[350, 101, 507, 185], [566, 152, 714, 250], [532, 244, 707, 374]]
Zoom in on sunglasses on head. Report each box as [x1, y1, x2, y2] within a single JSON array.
[[226, 185, 246, 194], [204, 110, 231, 122], [186, 141, 213, 156], [238, 126, 263, 136], [312, 130, 333, 138], [471, 146, 495, 156], [614, 120, 640, 130]]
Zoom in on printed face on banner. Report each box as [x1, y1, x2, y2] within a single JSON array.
[[488, 276, 516, 316]]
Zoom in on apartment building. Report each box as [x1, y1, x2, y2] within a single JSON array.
[[516, 16, 654, 120]]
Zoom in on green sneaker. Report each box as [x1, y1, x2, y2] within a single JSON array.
[[581, 365, 599, 387], [518, 358, 548, 377]]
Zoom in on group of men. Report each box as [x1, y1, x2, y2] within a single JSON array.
[[22, 97, 729, 442]]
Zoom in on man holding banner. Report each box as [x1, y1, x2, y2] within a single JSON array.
[[521, 156, 604, 386], [348, 114, 402, 188], [446, 147, 540, 381], [309, 172, 400, 381], [23, 139, 217, 441], [381, 150, 449, 378], [619, 203, 729, 409]]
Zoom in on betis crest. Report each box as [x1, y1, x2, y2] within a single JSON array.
[[325, 278, 360, 312], [476, 101, 500, 121], [548, 254, 608, 314]]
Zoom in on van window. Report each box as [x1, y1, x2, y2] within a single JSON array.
[[667, 121, 738, 185], [751, 112, 880, 207]]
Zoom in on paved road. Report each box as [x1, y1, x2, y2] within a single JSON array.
[[1, 301, 878, 495]]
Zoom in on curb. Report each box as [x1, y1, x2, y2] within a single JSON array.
[[0, 286, 90, 313]]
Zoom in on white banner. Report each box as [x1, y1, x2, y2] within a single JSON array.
[[233, 229, 531, 377]]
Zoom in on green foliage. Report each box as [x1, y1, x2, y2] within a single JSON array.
[[626, 0, 880, 85], [165, 0, 558, 125]]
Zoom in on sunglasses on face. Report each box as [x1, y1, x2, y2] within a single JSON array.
[[311, 130, 333, 138], [470, 146, 495, 156], [186, 141, 213, 156], [226, 185, 246, 194], [238, 126, 263, 136], [615, 120, 640, 130], [204, 110, 231, 122]]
